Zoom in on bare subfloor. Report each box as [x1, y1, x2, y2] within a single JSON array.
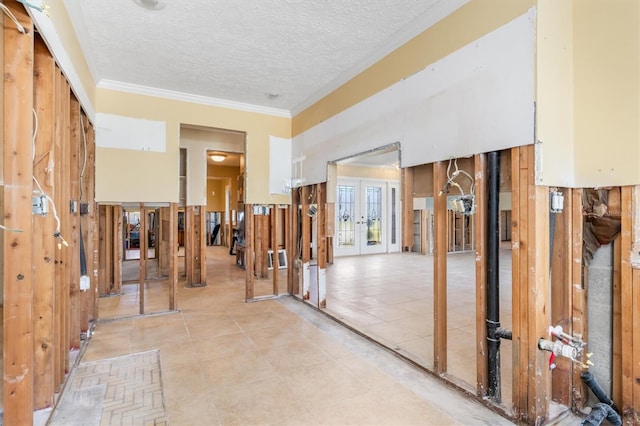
[[53, 246, 514, 425]]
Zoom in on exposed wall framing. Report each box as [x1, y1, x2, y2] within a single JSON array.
[[2, 4, 98, 422]]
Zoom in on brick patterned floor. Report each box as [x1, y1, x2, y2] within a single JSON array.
[[61, 350, 167, 426]]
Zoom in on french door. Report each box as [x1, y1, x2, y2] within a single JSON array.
[[335, 179, 400, 256]]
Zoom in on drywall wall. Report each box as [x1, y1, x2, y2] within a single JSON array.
[[572, 0, 640, 187], [536, 0, 575, 187], [95, 88, 290, 204], [336, 165, 400, 181], [269, 136, 292, 195], [96, 113, 166, 152], [292, 10, 534, 186]]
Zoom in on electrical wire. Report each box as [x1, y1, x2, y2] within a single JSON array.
[[31, 108, 69, 248], [79, 113, 87, 201], [0, 2, 26, 34]]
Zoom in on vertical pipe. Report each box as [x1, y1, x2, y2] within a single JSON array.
[[487, 151, 501, 400]]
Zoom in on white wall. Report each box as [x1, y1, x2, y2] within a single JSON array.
[[180, 127, 244, 206], [292, 10, 535, 185]]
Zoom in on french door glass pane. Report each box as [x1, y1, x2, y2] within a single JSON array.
[[366, 186, 382, 246], [337, 185, 355, 248]]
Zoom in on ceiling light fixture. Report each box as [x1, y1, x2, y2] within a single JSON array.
[[132, 0, 166, 11], [210, 154, 227, 163], [266, 91, 280, 100]]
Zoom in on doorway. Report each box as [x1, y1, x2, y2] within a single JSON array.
[[335, 179, 400, 256]]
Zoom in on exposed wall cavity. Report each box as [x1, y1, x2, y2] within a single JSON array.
[[587, 244, 613, 404]]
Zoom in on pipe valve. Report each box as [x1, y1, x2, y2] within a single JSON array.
[[538, 325, 591, 369]]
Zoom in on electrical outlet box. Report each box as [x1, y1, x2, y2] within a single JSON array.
[[32, 195, 48, 216], [80, 203, 90, 215], [70, 200, 78, 213]]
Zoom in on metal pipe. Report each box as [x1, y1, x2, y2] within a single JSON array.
[[581, 371, 619, 413], [486, 151, 501, 401], [495, 327, 512, 340], [581, 403, 622, 426]]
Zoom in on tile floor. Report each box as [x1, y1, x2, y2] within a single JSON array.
[[80, 246, 514, 425], [324, 250, 514, 408]]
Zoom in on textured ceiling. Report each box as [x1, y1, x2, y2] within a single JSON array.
[[62, 0, 467, 114]]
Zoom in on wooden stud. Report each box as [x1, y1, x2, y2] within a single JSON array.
[[185, 206, 194, 285], [3, 3, 35, 421], [112, 205, 123, 294], [620, 186, 633, 420], [169, 202, 178, 310], [68, 96, 81, 351], [402, 167, 414, 252], [571, 189, 587, 411], [139, 203, 146, 314], [510, 146, 527, 421], [32, 35, 56, 410], [612, 231, 622, 409], [271, 205, 279, 295], [632, 268, 640, 420], [527, 149, 550, 422], [474, 153, 488, 396], [326, 202, 335, 264], [318, 183, 327, 308], [198, 206, 207, 285], [290, 190, 300, 295], [59, 71, 72, 381], [550, 188, 572, 405], [245, 204, 255, 300], [432, 161, 447, 374], [255, 212, 265, 279]]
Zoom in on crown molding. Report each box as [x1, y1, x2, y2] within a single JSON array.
[[97, 79, 292, 118]]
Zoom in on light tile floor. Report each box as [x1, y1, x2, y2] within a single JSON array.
[[80, 246, 514, 425], [325, 250, 514, 408]]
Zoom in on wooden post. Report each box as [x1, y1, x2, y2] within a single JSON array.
[[245, 204, 255, 300], [68, 96, 81, 351], [402, 167, 414, 251], [59, 71, 72, 382], [198, 206, 206, 285], [318, 183, 327, 308], [571, 189, 588, 411], [185, 206, 194, 285], [432, 161, 447, 374], [3, 2, 35, 422], [32, 35, 56, 410], [289, 190, 300, 295], [169, 202, 178, 310], [620, 186, 634, 420], [301, 186, 311, 300], [550, 188, 572, 405], [326, 202, 335, 264], [528, 172, 550, 423], [271, 205, 279, 295], [474, 153, 488, 396], [112, 205, 123, 294], [511, 146, 527, 421], [139, 203, 146, 315]]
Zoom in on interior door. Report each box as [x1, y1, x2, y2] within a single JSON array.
[[335, 180, 392, 256]]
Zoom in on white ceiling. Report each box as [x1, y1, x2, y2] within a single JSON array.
[[62, 0, 468, 115]]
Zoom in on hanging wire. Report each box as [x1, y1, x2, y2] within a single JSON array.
[[0, 2, 27, 33], [31, 108, 69, 248]]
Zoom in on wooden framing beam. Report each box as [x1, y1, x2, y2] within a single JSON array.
[[32, 34, 56, 410], [185, 206, 194, 285], [290, 190, 300, 295], [3, 2, 35, 422], [402, 167, 414, 251], [432, 161, 447, 374], [571, 189, 587, 411], [53, 67, 64, 390], [68, 96, 81, 351], [550, 188, 572, 405], [139, 203, 147, 314], [245, 204, 255, 300], [112, 205, 123, 294], [620, 186, 634, 420], [318, 183, 327, 308], [474, 153, 488, 396], [271, 205, 279, 295], [60, 70, 72, 379], [169, 202, 178, 310]]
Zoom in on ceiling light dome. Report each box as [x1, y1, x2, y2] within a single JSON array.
[[132, 0, 166, 10], [210, 154, 227, 163]]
